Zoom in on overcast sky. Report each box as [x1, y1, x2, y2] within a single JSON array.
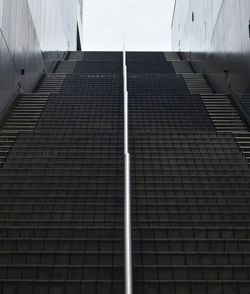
[[83, 0, 175, 51]]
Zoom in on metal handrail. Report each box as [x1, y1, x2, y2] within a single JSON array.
[[123, 49, 133, 294]]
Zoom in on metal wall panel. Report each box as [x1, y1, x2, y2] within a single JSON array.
[[27, 0, 77, 51], [59, 0, 78, 50], [27, 0, 77, 70], [77, 0, 84, 46], [0, 29, 20, 115], [0, 0, 3, 28], [172, 0, 250, 95], [172, 0, 223, 53], [0, 0, 45, 121], [0, 0, 78, 120]]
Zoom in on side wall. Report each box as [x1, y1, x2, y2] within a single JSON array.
[[172, 0, 250, 96], [77, 0, 84, 48], [28, 0, 77, 70], [0, 0, 78, 121], [28, 0, 77, 52], [0, 0, 45, 120]]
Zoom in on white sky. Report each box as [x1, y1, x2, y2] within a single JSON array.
[[83, 0, 175, 51]]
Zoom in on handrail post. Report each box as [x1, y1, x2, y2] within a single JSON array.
[[123, 49, 133, 294]]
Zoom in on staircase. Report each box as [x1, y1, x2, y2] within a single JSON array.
[[0, 51, 124, 293], [129, 52, 250, 294], [201, 94, 248, 132], [0, 51, 249, 294]]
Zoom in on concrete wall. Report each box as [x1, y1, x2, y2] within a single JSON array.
[[172, 0, 250, 96], [0, 0, 45, 120]]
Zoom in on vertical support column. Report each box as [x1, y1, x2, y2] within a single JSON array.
[[123, 49, 133, 294]]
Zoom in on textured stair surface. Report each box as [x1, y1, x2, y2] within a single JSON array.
[[0, 51, 250, 294], [0, 51, 124, 294], [128, 52, 250, 294]]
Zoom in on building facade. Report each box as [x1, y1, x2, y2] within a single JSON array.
[[77, 0, 84, 48], [172, 0, 250, 100], [0, 0, 80, 121]]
